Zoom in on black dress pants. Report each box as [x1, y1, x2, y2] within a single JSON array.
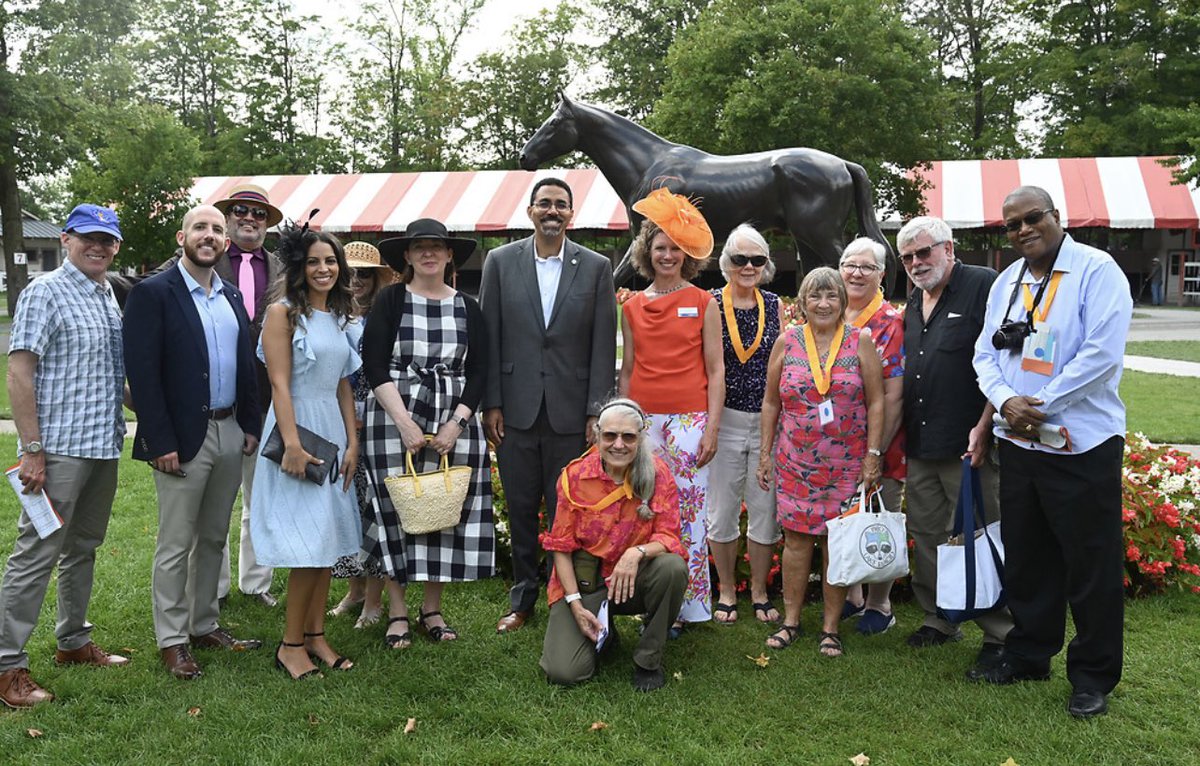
[[998, 435, 1125, 693]]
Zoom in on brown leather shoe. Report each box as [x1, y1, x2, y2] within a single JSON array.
[[496, 611, 530, 634], [55, 641, 130, 667], [0, 668, 54, 708], [190, 627, 263, 651], [160, 644, 202, 680]]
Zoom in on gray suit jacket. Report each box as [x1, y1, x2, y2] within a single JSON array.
[[479, 236, 617, 434]]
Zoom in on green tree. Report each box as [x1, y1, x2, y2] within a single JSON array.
[[69, 104, 201, 267], [650, 0, 946, 216], [462, 6, 587, 169], [587, 0, 710, 120]]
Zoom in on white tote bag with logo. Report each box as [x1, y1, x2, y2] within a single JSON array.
[[825, 484, 909, 587]]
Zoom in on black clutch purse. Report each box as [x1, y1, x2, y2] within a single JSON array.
[[261, 423, 339, 485]]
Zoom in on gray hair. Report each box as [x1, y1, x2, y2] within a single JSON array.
[[797, 266, 847, 320], [594, 398, 656, 503], [897, 216, 954, 251], [839, 237, 887, 271], [718, 223, 777, 284]]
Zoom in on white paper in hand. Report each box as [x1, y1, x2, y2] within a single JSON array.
[[594, 599, 610, 651], [5, 465, 63, 539]]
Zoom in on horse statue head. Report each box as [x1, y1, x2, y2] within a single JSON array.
[[519, 93, 579, 171]]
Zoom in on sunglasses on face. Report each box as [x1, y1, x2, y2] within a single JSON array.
[[900, 241, 945, 265], [729, 253, 768, 268], [599, 430, 639, 445], [71, 231, 119, 248], [1003, 208, 1055, 232], [230, 204, 269, 221], [532, 199, 572, 212]]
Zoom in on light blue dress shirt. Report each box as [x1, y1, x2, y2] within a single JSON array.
[[973, 234, 1132, 454], [534, 242, 565, 327], [178, 262, 240, 409]]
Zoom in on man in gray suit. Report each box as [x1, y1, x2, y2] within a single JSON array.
[[481, 178, 618, 633]]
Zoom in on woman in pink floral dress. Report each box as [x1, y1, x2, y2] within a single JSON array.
[[756, 267, 884, 657]]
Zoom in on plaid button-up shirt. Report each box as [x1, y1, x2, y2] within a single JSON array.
[[9, 259, 126, 459]]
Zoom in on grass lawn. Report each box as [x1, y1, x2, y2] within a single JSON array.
[[1122, 370, 1200, 444], [1125, 340, 1200, 364], [2, 435, 1200, 764]]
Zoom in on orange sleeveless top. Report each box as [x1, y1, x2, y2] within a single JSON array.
[[624, 285, 712, 414]]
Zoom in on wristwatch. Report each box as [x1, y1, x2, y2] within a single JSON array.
[[451, 414, 469, 429], [866, 448, 882, 457], [637, 545, 648, 559], [24, 440, 43, 455], [564, 592, 582, 605]]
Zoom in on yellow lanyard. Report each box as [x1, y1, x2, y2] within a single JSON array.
[[803, 322, 845, 396], [722, 286, 765, 364], [850, 290, 883, 329], [1022, 272, 1063, 326], [558, 448, 634, 511]]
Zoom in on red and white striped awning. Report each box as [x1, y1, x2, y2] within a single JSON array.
[[189, 156, 1200, 236], [881, 156, 1200, 230], [188, 169, 629, 235]]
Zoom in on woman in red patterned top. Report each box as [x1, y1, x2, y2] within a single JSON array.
[[539, 398, 687, 692]]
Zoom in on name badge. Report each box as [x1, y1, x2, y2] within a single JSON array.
[[677, 306, 699, 318], [1021, 327, 1056, 376], [817, 399, 835, 426]]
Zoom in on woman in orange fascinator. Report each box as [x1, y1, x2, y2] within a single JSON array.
[[618, 187, 724, 637]]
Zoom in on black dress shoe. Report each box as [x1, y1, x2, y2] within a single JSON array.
[[1068, 689, 1108, 719], [906, 625, 962, 648], [632, 664, 664, 692], [970, 658, 1051, 685], [963, 642, 1006, 681]]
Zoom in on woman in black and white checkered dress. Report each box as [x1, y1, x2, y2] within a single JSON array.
[[360, 219, 494, 648]]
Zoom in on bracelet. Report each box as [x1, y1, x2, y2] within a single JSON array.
[[866, 448, 882, 457], [564, 592, 582, 605]]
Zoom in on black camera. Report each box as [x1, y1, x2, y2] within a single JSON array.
[[992, 319, 1033, 351]]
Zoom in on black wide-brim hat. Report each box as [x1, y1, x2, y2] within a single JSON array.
[[378, 218, 477, 270]]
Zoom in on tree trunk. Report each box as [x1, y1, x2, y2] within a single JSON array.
[[0, 155, 27, 315]]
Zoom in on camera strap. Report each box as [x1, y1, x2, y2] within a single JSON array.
[[1001, 248, 1060, 327]]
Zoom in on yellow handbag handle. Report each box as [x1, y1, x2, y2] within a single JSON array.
[[403, 435, 453, 498]]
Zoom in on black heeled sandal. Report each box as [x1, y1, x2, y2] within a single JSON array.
[[275, 641, 322, 680], [303, 631, 352, 670], [418, 610, 458, 642]]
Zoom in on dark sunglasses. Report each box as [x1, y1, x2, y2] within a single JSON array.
[[900, 241, 945, 265], [729, 253, 768, 268], [230, 204, 269, 221], [70, 231, 120, 248], [599, 430, 639, 445], [1003, 208, 1055, 232]]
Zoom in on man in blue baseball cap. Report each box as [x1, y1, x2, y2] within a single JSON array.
[[0, 203, 131, 708]]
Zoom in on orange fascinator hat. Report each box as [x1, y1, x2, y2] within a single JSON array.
[[631, 187, 714, 260]]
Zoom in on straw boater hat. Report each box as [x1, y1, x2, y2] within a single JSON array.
[[344, 242, 388, 270], [378, 218, 477, 271], [632, 187, 714, 260], [212, 183, 284, 228]]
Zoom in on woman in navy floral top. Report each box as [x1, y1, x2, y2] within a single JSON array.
[[707, 224, 785, 625]]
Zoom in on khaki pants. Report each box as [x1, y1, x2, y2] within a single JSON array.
[[217, 452, 274, 599], [540, 553, 686, 686]]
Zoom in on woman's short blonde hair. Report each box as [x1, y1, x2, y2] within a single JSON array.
[[629, 220, 707, 282], [797, 267, 847, 320]]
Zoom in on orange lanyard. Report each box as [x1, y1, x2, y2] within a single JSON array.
[[722, 286, 765, 364], [850, 291, 883, 329], [803, 323, 845, 396], [558, 449, 634, 511], [1022, 272, 1063, 326]]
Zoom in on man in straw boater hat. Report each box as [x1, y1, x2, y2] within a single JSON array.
[[479, 178, 618, 634]]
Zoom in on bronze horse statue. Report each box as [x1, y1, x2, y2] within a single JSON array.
[[519, 95, 896, 291]]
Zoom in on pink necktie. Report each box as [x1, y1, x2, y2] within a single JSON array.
[[239, 253, 256, 320]]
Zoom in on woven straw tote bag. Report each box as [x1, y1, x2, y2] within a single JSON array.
[[384, 438, 471, 534]]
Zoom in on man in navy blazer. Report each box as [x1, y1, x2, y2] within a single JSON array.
[[123, 205, 263, 680]]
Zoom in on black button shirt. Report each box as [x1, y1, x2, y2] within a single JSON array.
[[903, 263, 998, 459]]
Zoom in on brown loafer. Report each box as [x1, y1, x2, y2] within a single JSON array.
[[160, 644, 202, 680], [0, 668, 54, 708], [496, 610, 530, 634], [190, 627, 263, 651], [55, 641, 130, 667]]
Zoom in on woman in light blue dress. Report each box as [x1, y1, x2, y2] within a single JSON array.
[[251, 223, 361, 680]]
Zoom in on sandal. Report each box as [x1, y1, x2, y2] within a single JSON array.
[[818, 631, 844, 658], [384, 616, 411, 650], [765, 624, 802, 650], [752, 600, 781, 624], [418, 610, 459, 642], [327, 595, 364, 618], [354, 607, 382, 630], [668, 621, 685, 640], [303, 631, 352, 670], [714, 602, 738, 625], [274, 641, 322, 680]]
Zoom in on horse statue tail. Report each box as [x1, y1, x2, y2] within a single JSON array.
[[846, 161, 899, 294]]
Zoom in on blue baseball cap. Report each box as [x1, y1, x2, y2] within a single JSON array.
[[63, 204, 123, 241]]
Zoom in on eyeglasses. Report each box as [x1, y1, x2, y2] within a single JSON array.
[[729, 253, 768, 268], [900, 241, 945, 265], [230, 204, 269, 221], [840, 262, 880, 275], [70, 231, 120, 248], [1003, 208, 1055, 232], [599, 430, 639, 445], [532, 199, 572, 212]]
